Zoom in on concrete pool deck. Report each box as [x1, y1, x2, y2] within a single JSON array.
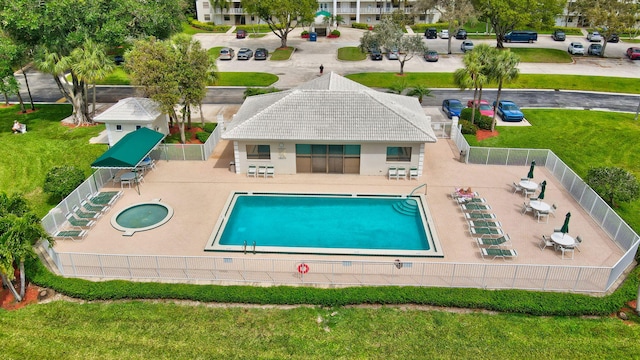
[[53, 137, 623, 269]]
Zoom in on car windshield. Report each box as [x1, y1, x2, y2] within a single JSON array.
[[634, 49, 640, 54], [503, 104, 518, 111], [450, 102, 463, 110], [479, 104, 492, 110], [574, 44, 583, 49]]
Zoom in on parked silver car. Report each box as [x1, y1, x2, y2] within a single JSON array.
[[237, 48, 253, 60], [460, 40, 474, 53], [386, 48, 399, 60], [587, 31, 602, 42], [219, 47, 235, 60], [568, 42, 584, 55]]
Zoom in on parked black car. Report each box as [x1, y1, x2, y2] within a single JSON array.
[[551, 30, 566, 41], [370, 48, 383, 60], [607, 33, 619, 43], [425, 27, 437, 39], [254, 48, 268, 60], [455, 29, 467, 40]]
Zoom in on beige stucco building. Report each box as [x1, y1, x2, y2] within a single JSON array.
[[222, 72, 437, 176]]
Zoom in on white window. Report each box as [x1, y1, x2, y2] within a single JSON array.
[[203, 2, 210, 9], [204, 14, 211, 21], [246, 145, 271, 160]]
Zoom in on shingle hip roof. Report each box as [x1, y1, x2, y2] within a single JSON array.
[[222, 72, 437, 143]]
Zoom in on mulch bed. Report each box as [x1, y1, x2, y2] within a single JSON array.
[[476, 129, 499, 141], [169, 125, 204, 144], [0, 283, 39, 311]]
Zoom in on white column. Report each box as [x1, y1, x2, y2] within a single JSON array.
[[333, 0, 338, 26], [356, 0, 360, 23]]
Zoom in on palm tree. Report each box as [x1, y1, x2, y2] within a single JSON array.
[[387, 78, 409, 94], [406, 84, 432, 104], [455, 50, 486, 124], [489, 50, 520, 131], [468, 44, 494, 125], [71, 39, 115, 118]]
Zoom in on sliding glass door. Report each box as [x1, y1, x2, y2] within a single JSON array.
[[296, 144, 360, 174]]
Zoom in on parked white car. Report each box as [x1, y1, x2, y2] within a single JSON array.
[[568, 42, 585, 55], [587, 31, 602, 42], [439, 29, 449, 39]]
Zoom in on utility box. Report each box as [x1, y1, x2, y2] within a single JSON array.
[[309, 32, 317, 42]]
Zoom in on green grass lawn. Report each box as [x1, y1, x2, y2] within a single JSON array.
[[95, 67, 130, 85], [466, 109, 640, 231], [1, 301, 639, 358], [346, 72, 640, 94], [0, 105, 106, 216], [208, 46, 224, 60], [181, 22, 210, 35], [508, 48, 573, 63], [337, 47, 367, 61], [271, 47, 294, 61]]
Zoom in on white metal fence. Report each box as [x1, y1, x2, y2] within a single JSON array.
[[150, 125, 222, 161], [47, 251, 612, 292]]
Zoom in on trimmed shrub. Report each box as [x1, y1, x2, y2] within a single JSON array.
[[203, 123, 217, 133], [459, 120, 478, 135], [475, 115, 494, 130], [195, 131, 210, 143], [301, 30, 309, 36], [331, 29, 340, 36], [43, 166, 85, 201], [188, 19, 231, 33], [351, 22, 370, 30], [243, 87, 281, 99]]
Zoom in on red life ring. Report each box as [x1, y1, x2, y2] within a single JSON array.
[[297, 263, 310, 274]]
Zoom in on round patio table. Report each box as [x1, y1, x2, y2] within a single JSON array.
[[529, 200, 550, 212], [551, 232, 575, 247], [519, 180, 538, 191]]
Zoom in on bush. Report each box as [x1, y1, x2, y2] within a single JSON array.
[[331, 29, 340, 36], [243, 87, 281, 99], [203, 123, 217, 133], [43, 166, 86, 201], [460, 107, 481, 122], [301, 30, 309, 36], [195, 131, 210, 143], [188, 19, 231, 32], [459, 120, 478, 135], [475, 115, 494, 130], [411, 23, 450, 33], [351, 22, 370, 30]]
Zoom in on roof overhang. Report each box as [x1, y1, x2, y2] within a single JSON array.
[[91, 128, 165, 169]]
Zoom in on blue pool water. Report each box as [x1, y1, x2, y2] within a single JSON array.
[[218, 195, 430, 251]]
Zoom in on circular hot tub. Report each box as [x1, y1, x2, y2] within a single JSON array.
[[111, 200, 173, 236]]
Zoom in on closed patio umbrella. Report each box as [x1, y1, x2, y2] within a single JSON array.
[[560, 212, 571, 234], [538, 180, 547, 200], [527, 160, 536, 179]]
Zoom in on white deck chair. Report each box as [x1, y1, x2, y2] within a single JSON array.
[[247, 165, 257, 177], [409, 167, 419, 180], [266, 165, 275, 178], [257, 165, 267, 178], [521, 202, 533, 215], [539, 235, 554, 251], [388, 167, 398, 180], [396, 167, 407, 180], [536, 210, 550, 223], [512, 182, 523, 195]]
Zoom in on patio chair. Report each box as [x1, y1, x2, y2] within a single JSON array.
[[470, 226, 504, 238], [536, 210, 550, 223], [523, 188, 535, 198], [65, 213, 95, 229], [460, 203, 492, 213], [388, 167, 398, 180], [409, 167, 419, 180], [549, 204, 557, 217], [53, 229, 88, 242], [266, 165, 275, 178], [464, 212, 496, 220], [521, 202, 533, 215], [575, 235, 583, 252], [73, 205, 101, 220], [247, 164, 257, 177], [512, 182, 524, 195], [476, 234, 512, 249], [521, 177, 530, 181], [257, 165, 267, 178], [539, 235, 555, 251], [89, 191, 122, 205], [396, 167, 407, 180], [135, 173, 144, 183], [556, 244, 575, 260], [469, 220, 502, 229], [81, 199, 110, 214], [480, 248, 518, 261]]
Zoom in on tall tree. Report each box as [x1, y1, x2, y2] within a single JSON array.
[[586, 167, 640, 208], [359, 17, 426, 75], [415, 0, 477, 54], [242, 0, 317, 48], [71, 39, 115, 117], [0, 192, 51, 303], [489, 50, 520, 131], [471, 0, 563, 48], [0, 0, 184, 125], [0, 36, 30, 113], [574, 0, 636, 57], [454, 45, 493, 124]]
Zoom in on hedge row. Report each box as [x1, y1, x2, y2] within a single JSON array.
[[26, 256, 638, 316], [351, 22, 371, 30], [188, 19, 231, 33]]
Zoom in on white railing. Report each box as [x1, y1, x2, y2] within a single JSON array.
[[50, 251, 612, 292]]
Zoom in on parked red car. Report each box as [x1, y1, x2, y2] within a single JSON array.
[[627, 47, 640, 60], [467, 99, 495, 117]]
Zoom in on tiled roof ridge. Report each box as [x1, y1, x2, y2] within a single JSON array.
[[364, 91, 437, 142]]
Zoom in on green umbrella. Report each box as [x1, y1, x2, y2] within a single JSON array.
[[560, 212, 571, 234], [538, 180, 547, 200], [527, 160, 536, 179]]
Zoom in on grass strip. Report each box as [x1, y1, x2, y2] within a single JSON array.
[[337, 47, 367, 61], [271, 47, 294, 61]]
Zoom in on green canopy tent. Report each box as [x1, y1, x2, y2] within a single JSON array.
[[91, 128, 165, 194]]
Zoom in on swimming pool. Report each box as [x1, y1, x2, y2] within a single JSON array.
[[205, 192, 443, 257], [111, 200, 174, 236]]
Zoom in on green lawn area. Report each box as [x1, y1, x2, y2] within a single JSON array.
[[271, 47, 294, 61], [208, 46, 224, 60], [181, 22, 210, 35], [337, 47, 367, 61], [345, 72, 640, 94], [0, 105, 106, 216], [466, 109, 640, 231], [95, 67, 130, 85], [508, 48, 573, 63], [1, 301, 639, 358]]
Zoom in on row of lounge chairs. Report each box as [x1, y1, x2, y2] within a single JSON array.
[[53, 191, 123, 241], [247, 164, 274, 178], [388, 166, 419, 180], [453, 187, 518, 261]]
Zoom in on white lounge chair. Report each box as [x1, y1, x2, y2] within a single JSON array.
[[266, 165, 275, 178], [257, 165, 267, 178], [476, 234, 512, 249], [409, 167, 419, 180], [54, 229, 87, 242], [65, 213, 95, 229], [396, 167, 407, 180], [388, 167, 398, 180], [480, 248, 517, 261], [247, 164, 257, 177], [464, 212, 496, 220]]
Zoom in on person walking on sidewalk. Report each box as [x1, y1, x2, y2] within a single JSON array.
[[319, 64, 324, 75]]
